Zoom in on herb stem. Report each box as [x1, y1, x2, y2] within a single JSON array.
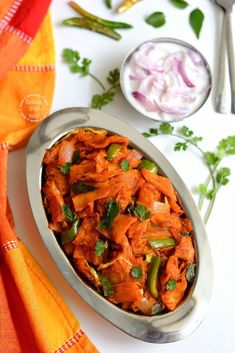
[[106, 82, 120, 93], [204, 184, 221, 224], [88, 72, 106, 90], [158, 132, 217, 218]]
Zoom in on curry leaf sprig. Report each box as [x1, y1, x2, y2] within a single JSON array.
[[63, 48, 120, 109], [143, 123, 235, 224]]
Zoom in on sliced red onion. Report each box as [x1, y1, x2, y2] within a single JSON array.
[[132, 91, 158, 112], [127, 42, 210, 119], [173, 57, 195, 88], [187, 49, 204, 67]]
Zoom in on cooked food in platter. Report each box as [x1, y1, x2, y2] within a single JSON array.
[[42, 127, 196, 315]]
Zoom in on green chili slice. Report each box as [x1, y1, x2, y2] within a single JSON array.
[[68, 1, 133, 29], [139, 159, 158, 174], [61, 219, 80, 245], [107, 143, 120, 160], [63, 18, 121, 40], [148, 237, 176, 249], [148, 255, 161, 298]]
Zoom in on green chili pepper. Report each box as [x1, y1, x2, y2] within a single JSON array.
[[61, 219, 80, 245], [148, 237, 176, 249], [63, 18, 121, 40], [148, 255, 161, 298], [139, 159, 158, 174], [107, 143, 121, 160], [68, 1, 133, 29]]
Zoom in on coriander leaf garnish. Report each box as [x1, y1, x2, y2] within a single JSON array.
[[63, 48, 91, 76], [174, 142, 188, 151], [92, 91, 115, 110], [216, 167, 231, 186], [166, 279, 177, 291], [134, 204, 151, 222], [95, 239, 107, 256], [63, 48, 120, 110], [100, 275, 114, 297], [189, 8, 204, 39], [121, 160, 130, 171], [100, 199, 119, 230], [131, 267, 143, 279], [159, 123, 174, 135], [170, 0, 188, 9], [60, 162, 71, 175], [62, 204, 77, 223], [107, 69, 120, 85], [146, 12, 166, 28]]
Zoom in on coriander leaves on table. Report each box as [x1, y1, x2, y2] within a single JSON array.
[[63, 48, 120, 110], [143, 123, 235, 224]]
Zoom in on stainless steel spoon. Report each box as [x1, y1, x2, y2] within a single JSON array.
[[214, 0, 235, 114]]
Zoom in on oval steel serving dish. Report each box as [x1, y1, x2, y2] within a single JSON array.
[[26, 107, 213, 343]]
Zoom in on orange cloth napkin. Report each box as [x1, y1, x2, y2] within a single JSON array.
[[0, 145, 100, 353], [0, 1, 55, 149], [0, 1, 100, 352]]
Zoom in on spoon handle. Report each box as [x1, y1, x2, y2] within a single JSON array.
[[226, 10, 235, 114], [215, 12, 227, 114]]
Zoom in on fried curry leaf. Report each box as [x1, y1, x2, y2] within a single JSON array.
[[70, 181, 96, 194]]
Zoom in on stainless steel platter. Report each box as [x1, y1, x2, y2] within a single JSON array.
[[26, 107, 213, 343]]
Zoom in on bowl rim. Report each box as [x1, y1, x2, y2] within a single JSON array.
[[26, 107, 213, 343], [120, 37, 212, 123]]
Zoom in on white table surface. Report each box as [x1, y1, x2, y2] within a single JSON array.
[[8, 0, 235, 352]]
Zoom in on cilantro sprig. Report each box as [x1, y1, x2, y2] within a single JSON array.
[[143, 123, 235, 224], [63, 48, 120, 110], [62, 204, 77, 223]]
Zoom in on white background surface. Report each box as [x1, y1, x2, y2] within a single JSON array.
[[8, 1, 235, 352]]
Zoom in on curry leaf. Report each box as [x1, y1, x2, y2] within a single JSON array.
[[105, 0, 112, 9], [189, 8, 204, 39], [146, 12, 166, 28], [170, 0, 188, 9]]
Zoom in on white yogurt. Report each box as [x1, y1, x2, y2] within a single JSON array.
[[121, 40, 211, 122]]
